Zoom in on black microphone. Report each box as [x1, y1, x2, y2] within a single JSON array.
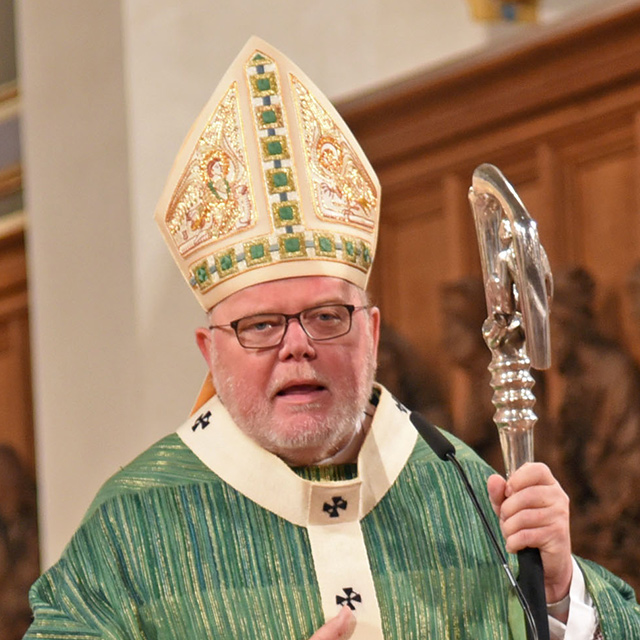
[[410, 411, 544, 640]]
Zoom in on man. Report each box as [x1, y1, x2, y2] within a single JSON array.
[[25, 37, 639, 639]]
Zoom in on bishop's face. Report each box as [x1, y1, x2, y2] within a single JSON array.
[[196, 276, 380, 466]]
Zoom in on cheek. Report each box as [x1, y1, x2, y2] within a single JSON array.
[[211, 341, 270, 394], [243, 365, 271, 395], [331, 339, 375, 386], [229, 356, 271, 393]]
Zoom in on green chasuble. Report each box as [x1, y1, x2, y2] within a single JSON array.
[[25, 386, 640, 639]]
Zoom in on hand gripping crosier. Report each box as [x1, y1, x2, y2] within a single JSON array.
[[469, 163, 553, 640]]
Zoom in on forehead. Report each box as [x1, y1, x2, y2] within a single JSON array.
[[211, 276, 360, 319]]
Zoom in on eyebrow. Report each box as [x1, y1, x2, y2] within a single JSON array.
[[246, 300, 354, 316], [211, 299, 355, 323]]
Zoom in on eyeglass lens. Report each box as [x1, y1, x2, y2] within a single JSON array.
[[235, 304, 353, 348]]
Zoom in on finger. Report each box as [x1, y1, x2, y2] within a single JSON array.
[[503, 527, 546, 554], [499, 484, 568, 521], [499, 501, 571, 557], [506, 462, 555, 492], [501, 506, 565, 542], [309, 606, 356, 640], [502, 522, 570, 556], [486, 474, 507, 517]]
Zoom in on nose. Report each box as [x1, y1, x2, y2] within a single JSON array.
[[278, 317, 317, 361]]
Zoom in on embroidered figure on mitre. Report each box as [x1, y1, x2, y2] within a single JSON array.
[[165, 86, 255, 256], [313, 135, 376, 230], [200, 148, 252, 229], [292, 76, 377, 232]]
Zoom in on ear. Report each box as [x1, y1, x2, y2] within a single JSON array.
[[195, 326, 214, 371], [369, 306, 381, 363]]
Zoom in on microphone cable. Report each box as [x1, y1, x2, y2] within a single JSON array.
[[410, 411, 541, 640]]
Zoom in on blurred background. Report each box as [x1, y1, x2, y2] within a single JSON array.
[[2, 1, 640, 637]]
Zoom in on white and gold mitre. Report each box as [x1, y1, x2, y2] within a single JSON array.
[[154, 36, 381, 310]]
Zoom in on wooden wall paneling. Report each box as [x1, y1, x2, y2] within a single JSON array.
[[371, 162, 442, 309], [531, 88, 640, 272], [535, 143, 567, 270], [372, 167, 449, 383], [560, 122, 638, 345], [339, 6, 640, 172], [634, 111, 640, 260], [441, 172, 478, 430], [442, 172, 478, 279], [394, 218, 447, 366], [0, 220, 34, 473], [368, 218, 395, 309], [339, 5, 640, 369], [386, 182, 447, 375], [627, 111, 640, 363], [0, 303, 33, 470], [0, 223, 27, 293], [376, 154, 441, 224]]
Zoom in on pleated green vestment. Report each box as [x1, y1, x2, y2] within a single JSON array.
[[25, 386, 640, 639]]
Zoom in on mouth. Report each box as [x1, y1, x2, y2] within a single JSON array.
[[276, 383, 326, 397], [272, 379, 328, 402]]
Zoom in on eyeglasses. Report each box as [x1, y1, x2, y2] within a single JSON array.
[[209, 304, 369, 349]]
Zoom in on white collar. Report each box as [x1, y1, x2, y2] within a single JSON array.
[[177, 385, 417, 527]]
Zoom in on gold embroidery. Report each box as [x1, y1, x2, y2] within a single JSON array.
[[313, 233, 337, 257], [291, 75, 377, 231], [165, 84, 255, 256], [272, 202, 302, 228], [214, 248, 239, 279], [260, 135, 290, 162], [244, 238, 273, 267], [191, 259, 214, 292], [341, 235, 358, 264], [249, 72, 279, 98], [278, 232, 307, 259], [255, 104, 284, 130], [266, 167, 295, 194]]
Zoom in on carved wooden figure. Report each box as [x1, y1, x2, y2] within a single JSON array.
[[549, 267, 640, 592]]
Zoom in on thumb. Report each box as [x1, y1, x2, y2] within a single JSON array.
[[309, 606, 356, 640]]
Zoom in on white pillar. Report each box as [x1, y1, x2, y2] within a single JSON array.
[[17, 0, 142, 567]]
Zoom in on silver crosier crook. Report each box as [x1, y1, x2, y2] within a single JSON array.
[[468, 163, 553, 477], [468, 163, 554, 640]]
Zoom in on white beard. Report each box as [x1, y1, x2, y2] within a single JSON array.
[[210, 341, 377, 465]]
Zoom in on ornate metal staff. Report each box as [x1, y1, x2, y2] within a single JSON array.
[[468, 163, 553, 640]]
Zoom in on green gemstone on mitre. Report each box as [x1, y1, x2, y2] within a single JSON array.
[[219, 255, 233, 271]]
